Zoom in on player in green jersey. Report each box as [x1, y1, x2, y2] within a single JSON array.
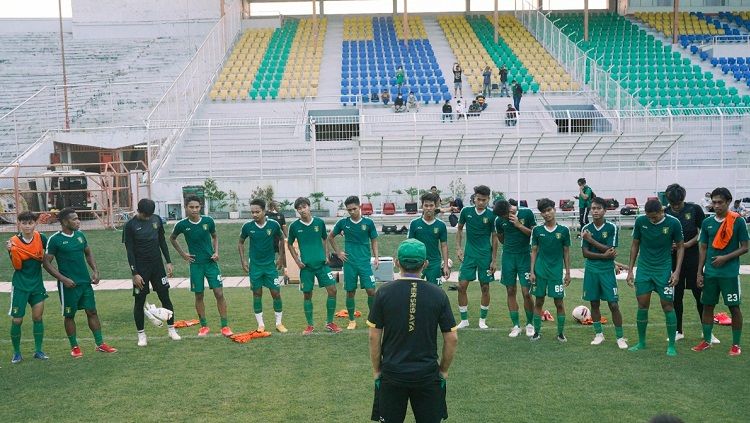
[[529, 198, 571, 342], [692, 187, 748, 356], [171, 195, 233, 337], [288, 197, 342, 335], [493, 198, 536, 338], [626, 199, 684, 356], [581, 197, 628, 349], [329, 196, 379, 330], [7, 212, 49, 363], [43, 208, 117, 358], [407, 192, 450, 286], [455, 185, 498, 330], [239, 198, 287, 333]]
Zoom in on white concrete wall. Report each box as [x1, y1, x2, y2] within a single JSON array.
[[0, 18, 72, 33], [70, 0, 222, 38]]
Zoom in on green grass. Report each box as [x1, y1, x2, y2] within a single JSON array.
[[0, 285, 747, 422], [1, 222, 749, 422]]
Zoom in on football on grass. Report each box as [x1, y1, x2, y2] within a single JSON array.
[[572, 305, 590, 322]]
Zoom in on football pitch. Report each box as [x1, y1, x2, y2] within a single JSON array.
[[0, 223, 748, 422]]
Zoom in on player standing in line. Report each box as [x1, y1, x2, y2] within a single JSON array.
[[455, 185, 498, 329], [529, 198, 571, 342], [407, 192, 450, 286], [328, 196, 379, 330], [44, 207, 117, 357], [493, 199, 536, 338], [663, 184, 716, 343], [123, 199, 180, 347], [626, 199, 684, 356], [288, 197, 342, 335], [7, 212, 49, 363], [692, 188, 748, 356], [581, 197, 628, 349], [171, 195, 233, 337], [238, 199, 287, 333]]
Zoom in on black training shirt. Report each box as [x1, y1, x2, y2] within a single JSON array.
[[367, 277, 456, 384], [123, 215, 171, 273], [665, 202, 705, 251]]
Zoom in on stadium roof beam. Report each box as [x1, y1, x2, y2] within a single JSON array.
[[672, 0, 680, 45]]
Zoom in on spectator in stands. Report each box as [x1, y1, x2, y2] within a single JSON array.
[[441, 100, 453, 122], [476, 95, 487, 111], [512, 80, 523, 111], [468, 100, 482, 118], [499, 65, 510, 97], [381, 89, 391, 106], [730, 199, 749, 222], [371, 90, 380, 103], [396, 65, 405, 93], [482, 66, 492, 97], [453, 62, 463, 98], [407, 91, 419, 112], [394, 93, 406, 113], [455, 99, 466, 120], [505, 104, 517, 126], [700, 192, 713, 213]]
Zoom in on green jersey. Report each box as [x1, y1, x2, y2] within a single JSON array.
[[578, 185, 593, 208], [458, 206, 495, 259], [632, 215, 683, 275], [288, 217, 328, 268], [240, 219, 282, 267], [332, 216, 378, 265], [46, 230, 91, 284], [699, 215, 749, 278], [495, 207, 536, 254], [10, 232, 48, 292], [581, 221, 618, 272], [407, 217, 448, 265], [531, 224, 571, 281], [172, 216, 216, 264]]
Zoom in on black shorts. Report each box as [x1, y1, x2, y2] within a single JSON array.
[[673, 248, 699, 290], [133, 264, 169, 296], [371, 374, 447, 423]]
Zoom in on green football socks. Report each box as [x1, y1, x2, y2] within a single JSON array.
[[703, 324, 713, 343], [557, 314, 565, 336], [459, 306, 468, 321], [326, 296, 336, 324], [732, 330, 741, 346], [346, 297, 355, 321], [68, 334, 78, 348], [304, 299, 314, 325], [220, 317, 228, 328], [593, 321, 603, 335], [525, 310, 533, 325], [199, 316, 208, 327], [273, 297, 283, 313], [533, 313, 542, 334], [92, 329, 103, 346], [509, 311, 520, 327], [253, 296, 263, 314], [367, 295, 374, 311], [665, 310, 677, 347], [10, 322, 22, 354], [33, 320, 44, 353], [615, 326, 624, 339], [480, 305, 489, 319], [629, 309, 649, 351]]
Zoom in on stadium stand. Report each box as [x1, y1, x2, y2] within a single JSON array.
[[551, 12, 741, 108], [718, 11, 750, 32], [634, 11, 726, 39], [340, 16, 449, 106], [211, 28, 273, 101], [279, 18, 326, 99]]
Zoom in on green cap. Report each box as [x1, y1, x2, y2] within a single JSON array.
[[397, 239, 427, 265]]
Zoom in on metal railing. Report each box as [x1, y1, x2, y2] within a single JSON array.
[[516, 1, 642, 111], [145, 0, 241, 180]]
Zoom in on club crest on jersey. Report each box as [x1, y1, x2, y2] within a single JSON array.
[[314, 226, 320, 232], [434, 227, 439, 234], [203, 224, 208, 230], [361, 224, 367, 231], [77, 237, 84, 244], [556, 233, 562, 239], [483, 217, 489, 224], [266, 229, 272, 236], [602, 232, 608, 239], [685, 213, 691, 221], [152, 222, 158, 229], [662, 227, 669, 235]]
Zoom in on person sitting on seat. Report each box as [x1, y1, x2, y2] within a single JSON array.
[[476, 94, 487, 111], [407, 91, 419, 112], [381, 89, 391, 106], [455, 99, 466, 120], [441, 100, 453, 122], [505, 104, 517, 126], [468, 100, 482, 118], [370, 90, 379, 103], [394, 93, 406, 112]]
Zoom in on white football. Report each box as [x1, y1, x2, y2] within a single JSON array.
[[145, 303, 173, 323], [143, 307, 163, 327], [572, 305, 590, 322]]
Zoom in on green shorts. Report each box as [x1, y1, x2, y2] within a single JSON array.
[[533, 279, 565, 299], [422, 263, 443, 286], [58, 283, 96, 317], [500, 253, 530, 287], [582, 269, 619, 302], [343, 261, 375, 291], [250, 264, 281, 291], [459, 256, 494, 283], [635, 269, 673, 301], [9, 288, 48, 318], [300, 264, 336, 293], [190, 261, 223, 293], [701, 276, 742, 306]]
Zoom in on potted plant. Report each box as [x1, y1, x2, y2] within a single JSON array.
[[279, 199, 295, 218], [309, 192, 332, 217], [336, 200, 347, 217], [203, 178, 228, 219], [404, 187, 419, 214], [362, 192, 380, 216], [448, 178, 466, 205], [228, 190, 241, 219]]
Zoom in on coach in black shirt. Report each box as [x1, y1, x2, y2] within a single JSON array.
[[368, 239, 458, 423], [664, 184, 706, 340]]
